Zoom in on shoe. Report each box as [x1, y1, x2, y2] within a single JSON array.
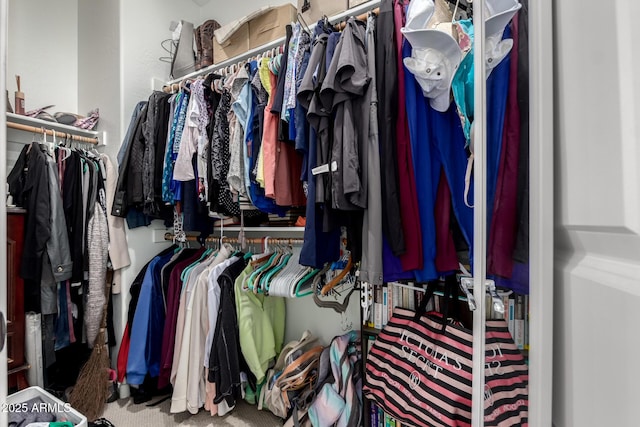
[[199, 19, 221, 69], [106, 369, 118, 403], [194, 25, 202, 71]]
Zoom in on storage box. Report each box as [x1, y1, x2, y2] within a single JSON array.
[[213, 22, 250, 64], [213, 4, 296, 64], [6, 386, 87, 427], [249, 4, 298, 49], [298, 0, 348, 25]]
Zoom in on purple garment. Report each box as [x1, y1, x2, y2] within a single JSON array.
[[488, 20, 521, 279], [157, 248, 204, 389], [435, 170, 460, 275], [393, 0, 423, 272], [492, 262, 529, 295], [382, 239, 414, 282]]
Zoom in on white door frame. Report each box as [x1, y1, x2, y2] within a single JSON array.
[[472, 0, 555, 425], [528, 0, 554, 425], [1, 0, 10, 424]]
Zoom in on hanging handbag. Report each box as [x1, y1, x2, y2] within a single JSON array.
[[260, 330, 319, 418], [364, 276, 529, 427]]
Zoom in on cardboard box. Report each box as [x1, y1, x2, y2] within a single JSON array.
[[213, 22, 250, 64], [298, 0, 348, 25], [249, 4, 298, 49]]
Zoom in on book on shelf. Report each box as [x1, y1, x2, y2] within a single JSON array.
[[382, 286, 389, 327], [514, 294, 525, 350], [508, 296, 515, 339], [387, 284, 394, 323], [378, 405, 384, 427], [392, 283, 401, 314], [401, 286, 410, 309], [370, 402, 378, 427], [407, 286, 416, 310], [415, 287, 424, 310], [373, 286, 383, 330], [384, 411, 396, 427]]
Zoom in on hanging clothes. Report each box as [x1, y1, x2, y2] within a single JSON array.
[[389, 0, 424, 275], [360, 13, 384, 286]]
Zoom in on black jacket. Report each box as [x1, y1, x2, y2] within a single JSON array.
[[63, 151, 85, 282], [112, 103, 148, 217], [376, 0, 405, 255], [8, 143, 51, 311], [208, 257, 251, 407]]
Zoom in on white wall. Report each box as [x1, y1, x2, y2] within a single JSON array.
[[7, 0, 78, 113], [553, 0, 640, 426], [78, 0, 120, 160], [119, 0, 201, 127]]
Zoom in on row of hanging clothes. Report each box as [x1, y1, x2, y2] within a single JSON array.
[[285, 0, 530, 294], [112, 0, 528, 297], [7, 132, 131, 388], [116, 236, 356, 416]]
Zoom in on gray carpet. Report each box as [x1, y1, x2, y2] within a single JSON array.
[[101, 397, 283, 426]]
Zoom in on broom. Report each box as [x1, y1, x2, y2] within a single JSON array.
[[68, 270, 113, 421]]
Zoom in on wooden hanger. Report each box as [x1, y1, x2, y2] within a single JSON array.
[[321, 254, 353, 295]]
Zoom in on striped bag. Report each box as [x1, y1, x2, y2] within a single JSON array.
[[364, 281, 528, 427]]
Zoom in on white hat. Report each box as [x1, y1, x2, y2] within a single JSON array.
[[484, 0, 522, 76], [401, 0, 462, 112]]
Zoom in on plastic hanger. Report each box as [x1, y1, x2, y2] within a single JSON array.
[[252, 250, 283, 294], [321, 253, 353, 295], [261, 247, 292, 293], [180, 247, 212, 283], [294, 267, 319, 297]]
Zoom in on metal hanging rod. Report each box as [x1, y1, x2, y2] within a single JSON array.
[[334, 6, 379, 31], [6, 121, 99, 145], [164, 233, 304, 246]]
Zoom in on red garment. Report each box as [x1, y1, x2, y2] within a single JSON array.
[[394, 0, 423, 271], [117, 323, 130, 383], [263, 71, 279, 199], [275, 141, 306, 207], [435, 169, 459, 273], [488, 19, 521, 278]]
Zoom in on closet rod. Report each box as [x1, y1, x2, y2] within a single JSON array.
[[6, 122, 99, 145], [163, 0, 382, 88], [164, 233, 304, 246], [334, 7, 380, 30]]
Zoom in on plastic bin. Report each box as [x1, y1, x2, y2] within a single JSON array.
[[6, 386, 87, 427]]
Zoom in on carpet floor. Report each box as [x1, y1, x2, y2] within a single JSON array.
[[101, 397, 283, 426]]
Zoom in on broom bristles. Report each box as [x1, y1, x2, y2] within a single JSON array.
[[68, 327, 111, 421]]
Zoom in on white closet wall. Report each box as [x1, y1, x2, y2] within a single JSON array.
[[553, 0, 640, 426], [7, 0, 78, 114]]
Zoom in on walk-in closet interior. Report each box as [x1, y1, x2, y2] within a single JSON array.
[[15, 0, 634, 425]]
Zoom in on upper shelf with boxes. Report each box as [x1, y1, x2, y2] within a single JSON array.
[[163, 0, 381, 88]]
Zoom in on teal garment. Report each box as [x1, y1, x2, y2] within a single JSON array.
[[451, 19, 475, 148]]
